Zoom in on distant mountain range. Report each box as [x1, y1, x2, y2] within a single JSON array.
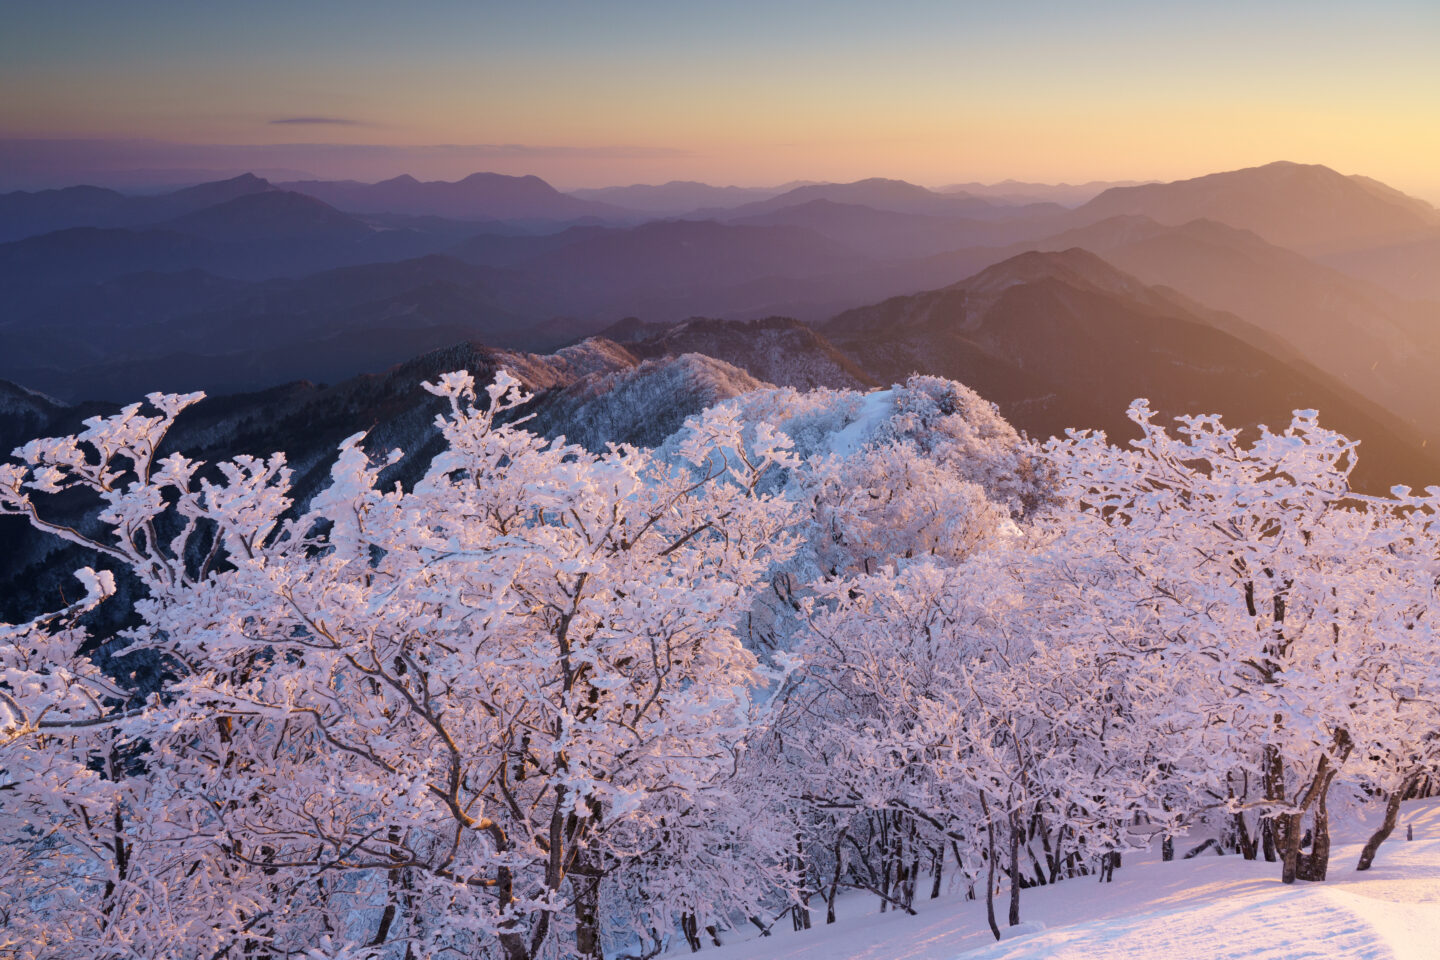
[[568, 181, 786, 215], [1071, 161, 1440, 255], [3, 159, 1439, 506], [819, 248, 1440, 493], [276, 172, 630, 222], [713, 177, 1059, 221], [935, 179, 1149, 206]]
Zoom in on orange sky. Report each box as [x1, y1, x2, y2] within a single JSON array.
[[3, 1, 1438, 200]]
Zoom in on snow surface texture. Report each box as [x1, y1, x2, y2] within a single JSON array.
[[705, 800, 1440, 960]]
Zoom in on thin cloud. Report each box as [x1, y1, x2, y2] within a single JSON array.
[[270, 117, 362, 126]]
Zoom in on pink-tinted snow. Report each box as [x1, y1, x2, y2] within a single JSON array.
[[701, 800, 1440, 960]]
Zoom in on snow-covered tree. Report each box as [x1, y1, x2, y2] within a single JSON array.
[[0, 371, 801, 958]]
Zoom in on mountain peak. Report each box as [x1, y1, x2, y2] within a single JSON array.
[[1078, 162, 1438, 254]]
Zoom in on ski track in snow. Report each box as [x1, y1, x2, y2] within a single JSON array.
[[703, 800, 1440, 960]]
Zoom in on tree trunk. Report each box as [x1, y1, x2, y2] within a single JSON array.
[[1008, 810, 1021, 927], [1284, 735, 1347, 883], [1357, 782, 1409, 871], [1234, 811, 1258, 860], [1260, 815, 1277, 862], [574, 857, 604, 960], [494, 848, 532, 960], [1279, 810, 1304, 884], [1297, 776, 1334, 881], [1261, 736, 1284, 866], [680, 913, 701, 952], [826, 827, 847, 924], [981, 793, 1001, 941], [792, 835, 812, 930], [930, 846, 944, 900]]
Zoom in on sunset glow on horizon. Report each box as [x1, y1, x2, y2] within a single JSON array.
[[2, 0, 1437, 199]]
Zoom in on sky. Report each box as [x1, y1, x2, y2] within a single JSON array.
[[2, 0, 1438, 200]]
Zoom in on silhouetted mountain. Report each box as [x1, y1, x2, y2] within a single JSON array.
[[0, 173, 276, 242], [142, 173, 276, 219], [568, 181, 781, 215], [1019, 216, 1440, 443], [524, 219, 862, 295], [731, 199, 1050, 259], [0, 254, 567, 401], [936, 179, 1148, 206], [280, 172, 630, 222], [720, 178, 1025, 219], [0, 193, 461, 288], [0, 185, 130, 242], [821, 249, 1440, 494], [600, 316, 876, 390], [1323, 231, 1440, 302], [1074, 162, 1440, 255], [158, 189, 375, 243], [0, 227, 215, 285]]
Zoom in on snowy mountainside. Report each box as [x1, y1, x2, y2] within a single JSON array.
[[604, 315, 877, 390], [529, 352, 769, 452], [666, 373, 1050, 518], [0, 339, 754, 622], [0, 378, 73, 454]]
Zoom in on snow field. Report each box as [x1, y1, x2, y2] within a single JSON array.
[[703, 800, 1440, 960]]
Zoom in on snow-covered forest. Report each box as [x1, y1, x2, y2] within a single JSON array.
[[3, 369, 1439, 960]]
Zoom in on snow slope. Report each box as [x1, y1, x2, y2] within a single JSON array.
[[702, 800, 1440, 960]]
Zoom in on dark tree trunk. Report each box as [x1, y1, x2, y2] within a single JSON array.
[[1161, 835, 1174, 862], [1279, 810, 1304, 884], [1297, 781, 1334, 881], [1260, 816, 1278, 862], [826, 827, 847, 924], [792, 835, 812, 930], [680, 913, 701, 953], [1357, 782, 1409, 871], [1008, 810, 1022, 927], [930, 846, 944, 900], [981, 793, 1001, 941], [574, 858, 604, 960], [1234, 811, 1258, 860]]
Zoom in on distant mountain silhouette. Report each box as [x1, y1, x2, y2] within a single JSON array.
[[0, 190, 458, 287], [0, 173, 276, 242], [143, 173, 276, 219], [820, 249, 1440, 494], [1073, 161, 1440, 255], [522, 219, 862, 295], [280, 172, 630, 222], [158, 190, 374, 243], [935, 179, 1148, 206], [0, 254, 557, 400], [0, 185, 131, 242], [731, 199, 1051, 259], [0, 227, 214, 286], [1019, 216, 1440, 444], [1323, 231, 1440, 302], [720, 178, 1023, 219], [568, 181, 782, 215]]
